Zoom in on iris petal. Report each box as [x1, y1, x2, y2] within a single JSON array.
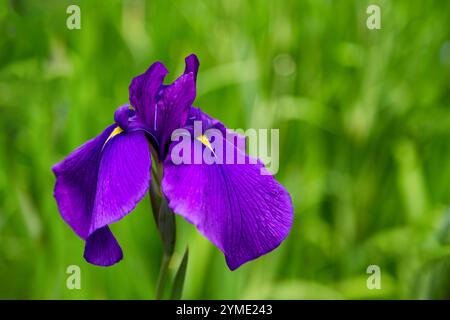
[[162, 115, 293, 270], [84, 226, 123, 266], [184, 54, 200, 82], [128, 59, 196, 157], [53, 125, 151, 266], [129, 61, 168, 128], [89, 130, 151, 233], [53, 125, 115, 239], [156, 72, 196, 158]]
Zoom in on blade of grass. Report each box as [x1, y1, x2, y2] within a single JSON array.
[[171, 247, 189, 300]]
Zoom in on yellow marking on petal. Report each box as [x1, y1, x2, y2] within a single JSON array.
[[105, 126, 123, 145], [197, 135, 216, 156]]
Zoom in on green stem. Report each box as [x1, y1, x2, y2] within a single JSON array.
[[149, 145, 176, 299], [155, 253, 172, 299], [149, 174, 162, 224]]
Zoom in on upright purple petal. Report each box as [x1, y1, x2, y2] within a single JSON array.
[[129, 61, 168, 128], [84, 226, 123, 266], [184, 54, 200, 82], [128, 59, 196, 156], [162, 121, 293, 270], [155, 72, 196, 158]]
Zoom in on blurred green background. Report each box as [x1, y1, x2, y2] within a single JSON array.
[[1, 0, 449, 299]]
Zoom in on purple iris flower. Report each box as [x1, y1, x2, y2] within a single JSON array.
[[52, 54, 293, 270]]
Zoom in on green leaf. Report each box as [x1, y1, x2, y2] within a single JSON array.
[[171, 247, 189, 300], [158, 198, 176, 255]]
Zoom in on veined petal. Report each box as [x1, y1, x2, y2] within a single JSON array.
[[156, 72, 196, 158], [129, 61, 168, 128], [53, 128, 151, 242], [52, 125, 116, 239], [90, 130, 151, 233], [162, 125, 293, 270], [84, 226, 123, 266], [128, 59, 196, 157]]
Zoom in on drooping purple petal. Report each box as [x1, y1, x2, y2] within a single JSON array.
[[89, 130, 151, 233], [53, 125, 116, 239], [53, 120, 151, 267], [129, 61, 168, 128], [162, 118, 293, 270], [84, 226, 123, 266]]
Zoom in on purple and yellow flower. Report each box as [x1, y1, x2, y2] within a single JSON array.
[[52, 54, 293, 270]]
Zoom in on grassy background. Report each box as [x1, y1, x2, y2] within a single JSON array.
[[1, 0, 450, 299]]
